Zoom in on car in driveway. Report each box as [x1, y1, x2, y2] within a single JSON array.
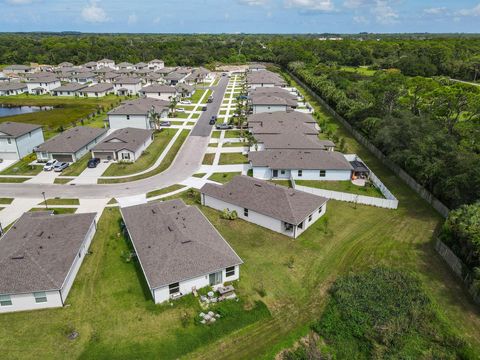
[[180, 100, 192, 104], [160, 121, 171, 127], [207, 96, 213, 103], [87, 158, 101, 168], [53, 162, 69, 172], [216, 123, 233, 130], [176, 107, 185, 112], [43, 159, 58, 171]]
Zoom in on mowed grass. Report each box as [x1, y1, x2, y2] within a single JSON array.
[[202, 153, 215, 165], [0, 95, 123, 139], [146, 184, 186, 198], [60, 153, 91, 177], [97, 130, 190, 184], [39, 198, 79, 206], [208, 172, 241, 184], [295, 180, 384, 198], [101, 129, 177, 177], [0, 207, 270, 359], [29, 207, 77, 214], [218, 153, 248, 165], [0, 154, 42, 176]]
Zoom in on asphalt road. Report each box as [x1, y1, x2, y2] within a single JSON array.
[[0, 76, 230, 199]]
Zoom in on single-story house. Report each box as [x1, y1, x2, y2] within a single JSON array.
[[107, 98, 170, 130], [3, 65, 33, 74], [80, 83, 114, 98], [71, 72, 98, 85], [97, 58, 116, 69], [0, 211, 96, 313], [201, 175, 328, 238], [164, 71, 188, 85], [113, 77, 143, 95], [134, 62, 148, 70], [91, 127, 153, 162], [26, 77, 61, 95], [139, 84, 178, 101], [121, 199, 243, 304], [83, 61, 98, 70], [184, 67, 211, 85], [248, 64, 266, 71], [117, 62, 134, 70], [249, 87, 298, 113], [57, 62, 74, 68], [0, 122, 44, 160], [0, 82, 28, 96], [148, 59, 165, 70], [52, 83, 88, 97], [144, 73, 164, 85], [246, 71, 286, 89], [35, 126, 107, 163], [175, 83, 195, 98], [248, 149, 353, 181]]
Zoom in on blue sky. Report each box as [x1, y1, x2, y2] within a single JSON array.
[[1, 0, 479, 33]]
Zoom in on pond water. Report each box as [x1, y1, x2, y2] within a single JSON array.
[[0, 105, 53, 118]]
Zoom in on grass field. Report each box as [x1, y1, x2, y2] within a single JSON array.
[[202, 153, 215, 165], [0, 177, 29, 183], [39, 198, 79, 206], [218, 153, 248, 165], [146, 184, 186, 198], [222, 141, 247, 147], [268, 179, 292, 188], [0, 95, 123, 139], [0, 154, 42, 176], [29, 207, 77, 214], [190, 89, 207, 103], [211, 131, 221, 138], [101, 129, 177, 177], [54, 177, 72, 184], [295, 180, 384, 198], [0, 197, 13, 204], [208, 172, 241, 184], [97, 130, 190, 184], [224, 130, 242, 139]]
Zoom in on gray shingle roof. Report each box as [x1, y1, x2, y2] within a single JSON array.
[[52, 83, 88, 92], [92, 127, 153, 153], [35, 126, 106, 154], [4, 65, 31, 71], [121, 199, 243, 290], [0, 122, 42, 138], [26, 76, 59, 84], [248, 149, 353, 170], [255, 133, 333, 150], [250, 94, 297, 106], [201, 175, 328, 225], [246, 71, 286, 86], [140, 84, 177, 94], [81, 83, 114, 93], [0, 83, 27, 91], [114, 76, 142, 85], [0, 212, 96, 294], [108, 98, 170, 116]]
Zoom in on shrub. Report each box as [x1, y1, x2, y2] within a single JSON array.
[[221, 209, 238, 220]]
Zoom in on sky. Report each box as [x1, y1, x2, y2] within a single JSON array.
[[0, 0, 479, 34]]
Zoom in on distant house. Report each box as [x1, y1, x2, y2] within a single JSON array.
[[0, 122, 44, 160], [175, 83, 195, 98], [83, 61, 98, 70], [0, 83, 27, 96], [57, 62, 74, 68], [134, 62, 148, 70], [80, 83, 114, 98], [248, 64, 266, 72], [107, 98, 170, 130], [184, 67, 211, 85], [52, 83, 88, 97], [121, 199, 243, 304], [246, 70, 286, 89], [117, 62, 134, 70], [248, 149, 353, 181], [139, 84, 178, 101], [71, 72, 98, 85], [26, 76, 61, 95], [3, 65, 33, 75], [201, 176, 328, 238], [91, 127, 154, 162], [164, 71, 188, 85], [249, 87, 298, 113], [35, 126, 107, 163], [113, 77, 143, 95], [148, 59, 165, 70], [144, 73, 164, 85], [97, 58, 116, 69], [0, 212, 96, 313]]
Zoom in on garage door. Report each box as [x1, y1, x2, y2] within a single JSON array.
[[92, 151, 115, 160], [52, 154, 74, 162], [0, 152, 19, 160]]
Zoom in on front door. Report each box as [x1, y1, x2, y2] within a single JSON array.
[[209, 271, 222, 286], [272, 169, 278, 178]]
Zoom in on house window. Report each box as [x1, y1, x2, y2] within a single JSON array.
[[122, 153, 131, 160], [281, 170, 285, 175], [0, 294, 12, 306], [318, 206, 323, 214], [298, 221, 303, 229], [34, 292, 47, 303], [244, 208, 249, 217], [169, 282, 180, 295], [126, 115, 130, 120], [226, 266, 235, 277], [308, 214, 313, 222], [319, 170, 326, 177], [298, 170, 302, 177], [7, 138, 11, 144]]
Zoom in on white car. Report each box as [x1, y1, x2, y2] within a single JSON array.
[[180, 100, 192, 104], [176, 107, 185, 112], [43, 159, 58, 171]]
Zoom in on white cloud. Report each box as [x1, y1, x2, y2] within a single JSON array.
[[353, 15, 369, 24], [284, 0, 334, 12], [343, 0, 369, 9], [81, 0, 109, 23], [237, 0, 269, 5], [423, 7, 447, 15], [372, 0, 398, 24], [457, 3, 480, 17], [127, 13, 138, 25], [5, 0, 33, 4]]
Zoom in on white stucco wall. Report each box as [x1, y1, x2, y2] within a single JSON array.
[[153, 265, 240, 304], [27, 80, 61, 94], [114, 83, 142, 95], [253, 104, 288, 114], [291, 169, 352, 181], [108, 114, 151, 130], [143, 92, 175, 101], [0, 291, 63, 314], [84, 90, 109, 98], [0, 127, 44, 160]]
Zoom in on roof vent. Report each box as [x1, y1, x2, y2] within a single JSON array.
[[181, 240, 192, 244], [254, 184, 262, 187], [167, 226, 173, 232], [11, 255, 24, 260], [151, 209, 156, 214], [38, 231, 44, 237]]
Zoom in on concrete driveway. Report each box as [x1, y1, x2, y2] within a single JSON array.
[[25, 170, 61, 184], [71, 161, 111, 185]]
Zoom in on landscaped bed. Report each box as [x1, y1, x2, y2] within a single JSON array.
[[218, 153, 248, 165], [295, 180, 384, 198], [101, 129, 177, 177]]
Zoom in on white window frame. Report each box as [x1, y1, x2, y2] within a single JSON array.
[[0, 294, 12, 306], [34, 292, 47, 303]]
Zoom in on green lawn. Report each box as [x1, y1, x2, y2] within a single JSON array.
[[218, 153, 248, 165], [202, 153, 215, 165], [224, 130, 242, 139], [338, 65, 377, 76], [146, 184, 186, 198], [211, 131, 221, 138], [102, 129, 177, 177], [29, 207, 77, 214], [107, 198, 117, 205], [295, 180, 384, 198], [0, 177, 29, 183], [173, 111, 189, 119], [190, 89, 206, 103], [39, 198, 80, 206], [208, 143, 218, 148], [0, 95, 123, 139], [268, 179, 292, 188], [54, 177, 72, 184], [0, 154, 42, 176], [60, 153, 91, 177], [208, 172, 241, 184], [190, 112, 201, 119], [222, 141, 247, 147], [193, 173, 206, 178], [0, 197, 13, 204], [98, 130, 190, 184]]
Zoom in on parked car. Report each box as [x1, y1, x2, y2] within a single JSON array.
[[160, 121, 171, 127], [202, 106, 208, 111], [180, 100, 192, 104], [43, 159, 58, 171], [207, 96, 213, 103], [209, 119, 216, 125], [176, 107, 185, 112], [216, 123, 233, 130], [53, 162, 69, 172], [87, 158, 101, 168]]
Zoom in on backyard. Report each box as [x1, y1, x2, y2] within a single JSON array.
[[295, 180, 384, 198]]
